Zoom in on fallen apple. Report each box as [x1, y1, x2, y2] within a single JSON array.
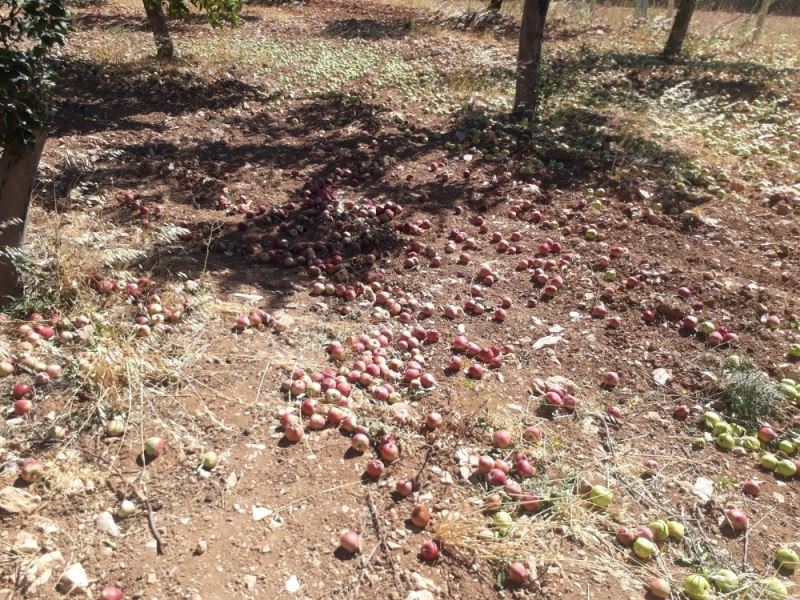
[[708, 569, 738, 593], [587, 484, 612, 508], [633, 537, 657, 560], [144, 437, 164, 460], [648, 520, 669, 542], [776, 547, 799, 572], [683, 574, 711, 600], [339, 530, 361, 554], [19, 459, 44, 483], [759, 577, 788, 600], [648, 577, 670, 599], [505, 561, 528, 585]]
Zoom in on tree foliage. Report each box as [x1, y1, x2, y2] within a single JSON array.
[[0, 0, 69, 150], [162, 0, 239, 27]]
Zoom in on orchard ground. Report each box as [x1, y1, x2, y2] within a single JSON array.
[[1, 0, 799, 599]]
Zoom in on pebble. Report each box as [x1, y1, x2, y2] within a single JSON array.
[[194, 540, 208, 556], [95, 511, 120, 537], [251, 506, 272, 522], [243, 575, 257, 591], [409, 572, 437, 591], [405, 592, 434, 600], [14, 531, 39, 554], [0, 486, 40, 515], [285, 575, 300, 594], [58, 563, 89, 595]]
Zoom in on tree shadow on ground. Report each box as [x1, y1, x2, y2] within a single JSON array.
[[321, 18, 413, 40], [120, 95, 706, 309], [48, 52, 725, 310], [544, 48, 794, 107], [69, 11, 259, 34], [53, 58, 267, 138]]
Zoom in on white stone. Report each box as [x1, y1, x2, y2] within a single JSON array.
[[251, 506, 272, 522], [533, 335, 562, 350], [284, 575, 300, 594], [14, 531, 39, 554], [57, 563, 89, 595], [243, 575, 257, 591], [95, 511, 120, 537], [405, 591, 434, 600], [18, 550, 63, 595], [692, 477, 714, 502]]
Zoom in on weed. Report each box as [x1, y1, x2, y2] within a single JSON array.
[[718, 357, 781, 429]]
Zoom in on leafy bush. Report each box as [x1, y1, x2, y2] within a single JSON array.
[[719, 357, 781, 429]]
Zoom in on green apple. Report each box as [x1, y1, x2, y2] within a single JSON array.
[[698, 321, 715, 335], [709, 569, 738, 592], [724, 355, 741, 369], [778, 439, 796, 456], [716, 433, 735, 451], [667, 520, 686, 541], [703, 411, 722, 428], [713, 421, 732, 436], [633, 537, 657, 560], [776, 548, 800, 572], [587, 485, 612, 508], [761, 452, 779, 470], [776, 459, 797, 477], [742, 436, 761, 451], [649, 520, 669, 542], [493, 511, 513, 536], [684, 574, 712, 600], [760, 577, 788, 600]]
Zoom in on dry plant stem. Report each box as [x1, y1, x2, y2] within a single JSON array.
[[146, 500, 165, 555], [77, 446, 139, 496], [413, 445, 433, 486], [366, 489, 404, 594], [742, 527, 750, 569]]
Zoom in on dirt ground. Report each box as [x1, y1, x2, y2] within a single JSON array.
[[1, 0, 799, 599]]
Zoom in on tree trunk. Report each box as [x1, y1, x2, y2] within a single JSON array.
[[663, 0, 696, 59], [752, 0, 773, 42], [513, 0, 551, 120], [0, 135, 46, 302], [634, 0, 648, 20], [487, 0, 503, 11], [142, 0, 174, 59]]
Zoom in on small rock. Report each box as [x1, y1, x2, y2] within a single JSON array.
[[285, 575, 300, 594], [95, 511, 120, 537], [409, 572, 437, 591], [692, 477, 714, 502], [405, 592, 434, 600], [14, 531, 39, 554], [0, 486, 41, 515], [652, 368, 672, 386], [533, 335, 562, 350], [57, 563, 89, 596], [243, 575, 257, 591], [251, 506, 272, 522], [194, 540, 208, 556], [18, 550, 63, 595], [63, 479, 85, 496]]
